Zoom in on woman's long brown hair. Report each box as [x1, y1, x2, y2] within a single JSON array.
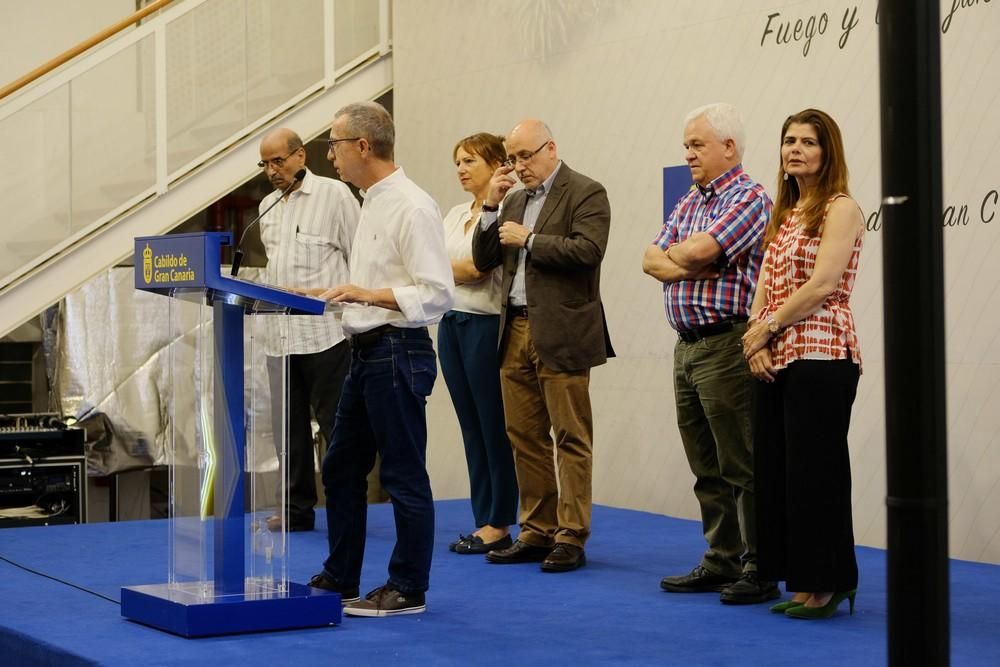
[[765, 109, 850, 246]]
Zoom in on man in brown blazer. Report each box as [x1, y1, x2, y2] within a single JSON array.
[[472, 119, 613, 572]]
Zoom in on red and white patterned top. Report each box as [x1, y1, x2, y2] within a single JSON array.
[[756, 195, 863, 372]]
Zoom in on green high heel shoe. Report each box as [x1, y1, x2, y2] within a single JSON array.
[[785, 589, 857, 619], [769, 599, 805, 614]]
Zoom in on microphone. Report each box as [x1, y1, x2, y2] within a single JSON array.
[[230, 168, 307, 276]]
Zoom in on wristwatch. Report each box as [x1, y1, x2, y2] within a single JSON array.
[[766, 314, 782, 335], [481, 201, 499, 212]]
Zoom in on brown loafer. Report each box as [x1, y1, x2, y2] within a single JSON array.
[[541, 543, 586, 572], [485, 539, 551, 564]]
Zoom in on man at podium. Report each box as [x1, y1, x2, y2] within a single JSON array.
[[306, 101, 454, 617], [257, 128, 361, 533]]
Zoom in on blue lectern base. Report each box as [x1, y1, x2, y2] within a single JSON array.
[[121, 581, 342, 637]]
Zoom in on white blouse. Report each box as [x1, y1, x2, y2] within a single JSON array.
[[441, 201, 503, 315]]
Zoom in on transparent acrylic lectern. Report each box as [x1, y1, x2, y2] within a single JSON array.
[[122, 232, 342, 636]]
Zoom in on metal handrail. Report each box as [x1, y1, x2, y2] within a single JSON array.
[[0, 0, 176, 102], [0, 0, 391, 315]]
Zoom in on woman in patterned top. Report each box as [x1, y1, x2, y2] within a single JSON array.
[[740, 109, 865, 619]]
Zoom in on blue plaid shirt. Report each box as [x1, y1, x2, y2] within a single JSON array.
[[652, 164, 771, 332]]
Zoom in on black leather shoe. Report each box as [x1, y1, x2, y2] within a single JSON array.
[[541, 543, 586, 572], [308, 572, 360, 603], [266, 514, 314, 532], [719, 571, 781, 605], [485, 539, 551, 564], [455, 533, 513, 555], [660, 565, 738, 593]]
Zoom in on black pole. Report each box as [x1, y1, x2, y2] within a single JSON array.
[[878, 2, 949, 665]]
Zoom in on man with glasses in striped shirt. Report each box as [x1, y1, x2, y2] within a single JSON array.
[[257, 127, 360, 533], [642, 103, 776, 605]]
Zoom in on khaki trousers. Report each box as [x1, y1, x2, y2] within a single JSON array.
[[499, 316, 593, 548]]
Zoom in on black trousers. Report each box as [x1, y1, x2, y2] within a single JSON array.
[[268, 340, 351, 526], [754, 358, 860, 592]]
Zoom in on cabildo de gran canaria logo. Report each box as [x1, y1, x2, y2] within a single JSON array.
[[143, 243, 153, 284], [142, 244, 196, 284]]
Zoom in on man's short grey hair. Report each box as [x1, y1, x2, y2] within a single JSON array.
[[334, 101, 394, 159], [684, 103, 746, 159]]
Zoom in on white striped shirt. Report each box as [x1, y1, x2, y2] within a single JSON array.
[[259, 169, 360, 355]]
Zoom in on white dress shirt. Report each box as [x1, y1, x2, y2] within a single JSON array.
[[341, 167, 455, 335], [441, 202, 502, 315], [259, 169, 360, 355]]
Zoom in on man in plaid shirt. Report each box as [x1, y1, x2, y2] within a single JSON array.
[[642, 103, 775, 604]]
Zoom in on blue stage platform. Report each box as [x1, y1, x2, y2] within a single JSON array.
[[1, 500, 998, 665]]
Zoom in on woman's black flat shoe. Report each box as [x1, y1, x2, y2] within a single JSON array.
[[454, 533, 513, 555], [448, 533, 474, 552]]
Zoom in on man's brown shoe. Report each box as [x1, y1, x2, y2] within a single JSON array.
[[485, 539, 550, 564], [308, 572, 360, 604], [541, 543, 586, 572]]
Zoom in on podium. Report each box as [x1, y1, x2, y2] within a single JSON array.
[[121, 232, 342, 636]]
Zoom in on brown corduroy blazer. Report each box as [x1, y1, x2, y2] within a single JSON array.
[[472, 162, 614, 372]]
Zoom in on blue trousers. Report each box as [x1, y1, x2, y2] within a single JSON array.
[[321, 329, 437, 594], [437, 311, 518, 528]]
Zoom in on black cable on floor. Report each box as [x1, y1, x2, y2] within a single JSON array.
[[0, 553, 120, 605]]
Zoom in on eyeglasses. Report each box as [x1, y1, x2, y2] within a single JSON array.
[[503, 140, 551, 169], [257, 148, 301, 170], [327, 137, 362, 151]]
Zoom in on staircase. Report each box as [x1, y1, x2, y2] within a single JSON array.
[[0, 0, 393, 338]]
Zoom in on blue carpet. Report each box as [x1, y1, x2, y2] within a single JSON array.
[[0, 500, 996, 666]]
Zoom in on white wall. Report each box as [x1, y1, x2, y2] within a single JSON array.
[[0, 0, 134, 86], [393, 0, 1000, 564]]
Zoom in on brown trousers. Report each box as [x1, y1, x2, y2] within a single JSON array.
[[499, 316, 593, 548]]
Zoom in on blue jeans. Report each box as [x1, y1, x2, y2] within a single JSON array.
[[321, 328, 437, 594]]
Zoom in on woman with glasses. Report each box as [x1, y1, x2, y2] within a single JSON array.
[[438, 132, 519, 555], [741, 109, 865, 619]]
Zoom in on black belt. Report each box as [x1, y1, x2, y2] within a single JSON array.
[[507, 304, 529, 319], [349, 324, 427, 349], [677, 317, 747, 343]]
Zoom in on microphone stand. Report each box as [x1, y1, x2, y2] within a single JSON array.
[[230, 169, 306, 277]]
